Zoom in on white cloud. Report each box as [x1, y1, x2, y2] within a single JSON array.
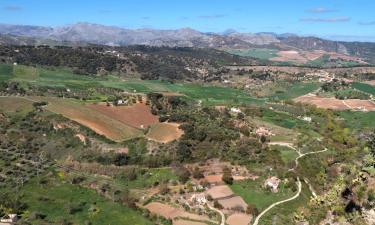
[[300, 17, 351, 23]]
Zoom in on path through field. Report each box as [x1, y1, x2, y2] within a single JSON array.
[[207, 203, 225, 225], [252, 147, 328, 225], [252, 177, 301, 225]]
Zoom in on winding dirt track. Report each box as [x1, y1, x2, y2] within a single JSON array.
[[252, 147, 328, 225], [252, 177, 302, 225]]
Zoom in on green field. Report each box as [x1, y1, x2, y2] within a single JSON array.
[[227, 48, 278, 60], [352, 82, 375, 96], [116, 168, 177, 189], [260, 109, 306, 129], [19, 176, 152, 225], [0, 96, 34, 116], [259, 183, 313, 224], [270, 145, 299, 165], [338, 111, 375, 130], [0, 64, 263, 106], [268, 82, 319, 100], [230, 178, 295, 211]]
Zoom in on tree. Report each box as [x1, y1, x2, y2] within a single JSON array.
[[213, 200, 223, 209], [192, 167, 204, 179], [175, 166, 191, 184], [246, 204, 259, 216], [222, 166, 233, 185], [176, 142, 192, 162], [159, 183, 170, 195]]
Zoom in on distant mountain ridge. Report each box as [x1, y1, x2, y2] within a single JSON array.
[[1, 22, 375, 63]]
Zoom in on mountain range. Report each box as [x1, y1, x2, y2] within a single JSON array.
[[1, 22, 375, 64]]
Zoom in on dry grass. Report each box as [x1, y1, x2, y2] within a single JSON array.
[[294, 94, 375, 111], [146, 122, 183, 143]]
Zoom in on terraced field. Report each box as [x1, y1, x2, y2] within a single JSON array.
[[31, 97, 144, 141]]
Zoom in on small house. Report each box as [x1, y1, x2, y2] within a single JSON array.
[[190, 193, 207, 205], [264, 176, 281, 193]]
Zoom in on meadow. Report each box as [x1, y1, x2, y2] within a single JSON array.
[[230, 178, 296, 211], [258, 183, 313, 224], [352, 82, 375, 96], [268, 82, 319, 100], [226, 48, 278, 60], [0, 64, 264, 106], [20, 175, 153, 225]]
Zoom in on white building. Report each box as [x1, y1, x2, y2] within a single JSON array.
[[190, 193, 207, 205], [264, 176, 281, 193]]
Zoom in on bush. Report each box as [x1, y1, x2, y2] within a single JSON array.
[[222, 166, 233, 185], [246, 204, 259, 216], [213, 200, 223, 209]]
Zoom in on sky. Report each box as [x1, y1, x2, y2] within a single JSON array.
[[1, 0, 375, 42]]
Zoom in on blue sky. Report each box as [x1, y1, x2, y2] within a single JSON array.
[[1, 0, 375, 41]]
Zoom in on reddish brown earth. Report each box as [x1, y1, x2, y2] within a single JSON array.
[[294, 95, 375, 111], [206, 185, 234, 199], [88, 103, 159, 129], [218, 196, 248, 210], [146, 122, 184, 143], [226, 213, 252, 225], [144, 202, 213, 223]]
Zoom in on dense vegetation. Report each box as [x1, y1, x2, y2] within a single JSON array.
[[0, 45, 259, 81]]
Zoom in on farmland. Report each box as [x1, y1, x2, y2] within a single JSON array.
[[1, 44, 375, 225], [294, 94, 375, 111], [146, 122, 184, 143], [352, 82, 375, 95], [0, 64, 263, 106], [0, 96, 34, 115], [230, 178, 296, 211], [226, 48, 278, 60], [30, 96, 144, 142]]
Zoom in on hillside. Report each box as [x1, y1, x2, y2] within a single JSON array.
[[1, 23, 375, 65], [0, 45, 261, 81]]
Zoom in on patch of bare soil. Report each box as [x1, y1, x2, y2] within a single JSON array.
[[145, 202, 213, 223], [271, 50, 308, 64], [295, 94, 375, 111], [146, 122, 184, 143], [364, 80, 375, 86], [88, 103, 159, 129], [205, 185, 234, 200], [173, 219, 207, 225], [218, 196, 248, 210], [226, 213, 252, 225]]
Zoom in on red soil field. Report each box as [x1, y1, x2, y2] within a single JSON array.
[[226, 213, 252, 225], [88, 103, 159, 129]]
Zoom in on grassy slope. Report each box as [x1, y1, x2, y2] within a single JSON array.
[[0, 96, 34, 116], [227, 48, 278, 60], [31, 96, 144, 141], [1, 64, 263, 106], [269, 82, 319, 100], [20, 176, 152, 225], [352, 82, 375, 95], [230, 179, 295, 211], [338, 111, 375, 130], [259, 183, 313, 224]]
